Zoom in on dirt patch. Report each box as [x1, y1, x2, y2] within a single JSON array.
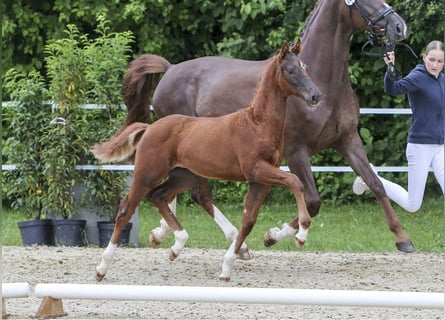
[[2, 246, 443, 319]]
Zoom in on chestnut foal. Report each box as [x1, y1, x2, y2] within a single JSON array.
[[92, 41, 321, 282]]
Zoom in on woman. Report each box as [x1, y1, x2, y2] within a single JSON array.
[[353, 40, 444, 212]]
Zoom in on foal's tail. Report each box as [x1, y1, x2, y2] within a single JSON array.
[[91, 123, 149, 163], [121, 54, 172, 128]]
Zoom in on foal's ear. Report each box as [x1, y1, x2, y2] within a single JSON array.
[[290, 39, 302, 55], [279, 41, 289, 60]]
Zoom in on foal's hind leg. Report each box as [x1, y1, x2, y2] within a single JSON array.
[[147, 168, 195, 247], [149, 168, 250, 259], [96, 189, 147, 281], [150, 194, 189, 260]]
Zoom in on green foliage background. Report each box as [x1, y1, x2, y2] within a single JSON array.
[[2, 0, 444, 206]]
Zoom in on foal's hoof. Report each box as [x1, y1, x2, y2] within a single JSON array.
[[295, 237, 305, 248], [219, 276, 230, 282], [396, 240, 416, 253], [169, 249, 178, 261], [95, 271, 105, 282], [263, 230, 278, 247], [238, 247, 252, 260], [149, 232, 161, 248]]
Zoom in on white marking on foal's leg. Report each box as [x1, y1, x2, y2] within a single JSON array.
[[151, 218, 172, 243], [170, 229, 189, 260], [96, 242, 117, 279], [150, 198, 177, 244], [295, 220, 309, 247], [219, 241, 237, 281], [168, 197, 177, 215], [269, 223, 298, 242]]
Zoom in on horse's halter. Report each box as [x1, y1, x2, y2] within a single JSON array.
[[345, 0, 395, 36], [345, 0, 417, 80]]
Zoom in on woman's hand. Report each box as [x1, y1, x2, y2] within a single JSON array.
[[384, 51, 395, 66]]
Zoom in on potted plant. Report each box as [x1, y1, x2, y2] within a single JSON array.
[[81, 18, 135, 247], [3, 70, 55, 246], [42, 18, 134, 246]]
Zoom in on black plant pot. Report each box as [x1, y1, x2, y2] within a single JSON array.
[[52, 219, 87, 246], [17, 219, 54, 246], [97, 221, 133, 248]]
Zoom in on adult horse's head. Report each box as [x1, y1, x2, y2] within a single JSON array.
[[346, 0, 407, 43], [277, 41, 321, 108]]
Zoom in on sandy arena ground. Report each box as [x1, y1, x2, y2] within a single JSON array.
[[2, 246, 444, 319]]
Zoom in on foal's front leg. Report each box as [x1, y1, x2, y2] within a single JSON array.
[[255, 164, 312, 249], [219, 183, 269, 282]]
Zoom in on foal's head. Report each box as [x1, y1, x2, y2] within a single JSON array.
[[276, 41, 321, 108]]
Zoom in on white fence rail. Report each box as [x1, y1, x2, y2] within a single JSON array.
[[2, 103, 414, 173]]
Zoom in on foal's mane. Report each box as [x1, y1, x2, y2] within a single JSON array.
[[243, 50, 285, 124], [249, 52, 280, 107]]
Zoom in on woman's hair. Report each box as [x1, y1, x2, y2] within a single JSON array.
[[424, 40, 444, 54]]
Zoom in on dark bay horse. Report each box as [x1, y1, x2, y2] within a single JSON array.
[[120, 0, 415, 253], [93, 42, 321, 281]]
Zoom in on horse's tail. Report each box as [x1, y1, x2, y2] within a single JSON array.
[[121, 54, 172, 128], [91, 122, 149, 163]]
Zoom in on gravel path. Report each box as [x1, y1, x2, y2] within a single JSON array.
[[2, 246, 443, 319]]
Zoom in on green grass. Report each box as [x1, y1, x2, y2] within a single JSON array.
[[3, 197, 443, 253]]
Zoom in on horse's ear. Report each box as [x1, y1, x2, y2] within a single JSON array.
[[279, 41, 289, 60], [290, 39, 302, 55]]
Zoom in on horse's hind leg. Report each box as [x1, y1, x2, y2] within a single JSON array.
[[191, 177, 251, 260], [220, 183, 269, 282]]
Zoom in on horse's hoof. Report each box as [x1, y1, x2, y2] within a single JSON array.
[[169, 249, 178, 261], [237, 247, 252, 260], [95, 272, 105, 282], [263, 231, 277, 247], [295, 237, 305, 248], [149, 232, 161, 248], [219, 276, 230, 282], [396, 240, 416, 253]]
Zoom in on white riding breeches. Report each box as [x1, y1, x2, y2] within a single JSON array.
[[378, 143, 444, 213]]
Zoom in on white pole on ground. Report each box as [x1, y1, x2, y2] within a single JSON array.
[[34, 284, 444, 309], [2, 283, 31, 298]]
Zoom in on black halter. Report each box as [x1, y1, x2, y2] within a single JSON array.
[[346, 0, 395, 36], [346, 0, 417, 80]]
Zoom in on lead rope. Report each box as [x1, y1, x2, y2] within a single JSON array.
[[361, 36, 418, 80]]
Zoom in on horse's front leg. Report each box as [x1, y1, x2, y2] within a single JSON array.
[[219, 183, 269, 282], [338, 133, 415, 253]]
